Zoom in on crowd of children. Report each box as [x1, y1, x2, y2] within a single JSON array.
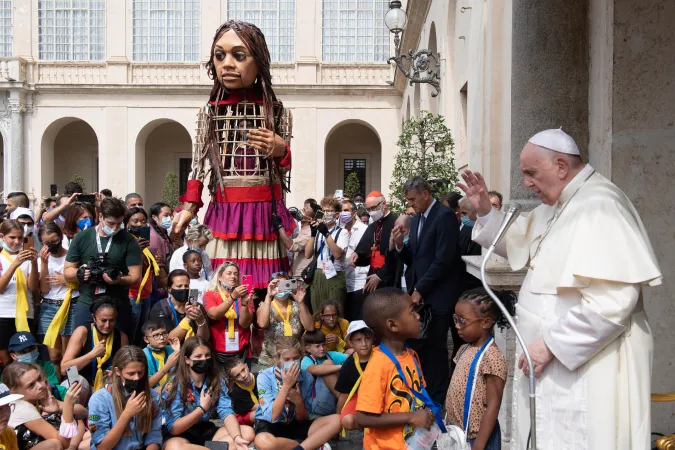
[[0, 257, 514, 450]]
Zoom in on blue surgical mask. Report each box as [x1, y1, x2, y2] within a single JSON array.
[[17, 349, 39, 364], [189, 218, 198, 226], [1, 241, 19, 254], [275, 290, 292, 300], [403, 234, 409, 245], [461, 216, 475, 227], [282, 361, 298, 371], [77, 218, 93, 231], [102, 223, 123, 237], [160, 216, 172, 230]]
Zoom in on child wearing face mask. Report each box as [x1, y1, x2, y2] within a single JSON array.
[[8, 332, 68, 401], [141, 321, 181, 390], [0, 220, 39, 367], [148, 269, 210, 344], [88, 345, 163, 450], [253, 337, 340, 450], [37, 222, 80, 370], [257, 274, 315, 367], [161, 337, 254, 450], [314, 300, 351, 353], [203, 262, 255, 367]]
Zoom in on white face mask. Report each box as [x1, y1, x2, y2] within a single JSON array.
[[368, 209, 384, 222]]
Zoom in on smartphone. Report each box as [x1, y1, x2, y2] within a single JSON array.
[[66, 366, 79, 387], [278, 279, 298, 292], [129, 226, 151, 241], [50, 184, 58, 196], [188, 289, 200, 304], [23, 225, 34, 250], [204, 442, 228, 450], [334, 189, 344, 199], [78, 194, 96, 205], [314, 209, 324, 221], [241, 275, 253, 295]]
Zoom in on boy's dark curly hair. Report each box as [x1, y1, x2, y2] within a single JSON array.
[[459, 287, 518, 331]]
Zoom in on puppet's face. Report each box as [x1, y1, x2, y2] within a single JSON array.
[[213, 29, 259, 90]]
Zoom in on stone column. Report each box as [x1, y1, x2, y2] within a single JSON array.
[[510, 0, 589, 207], [12, 0, 33, 61], [106, 0, 129, 84], [5, 100, 26, 194]]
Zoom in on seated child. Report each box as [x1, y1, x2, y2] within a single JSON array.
[[446, 288, 513, 450], [8, 332, 67, 401], [334, 320, 374, 431], [184, 250, 209, 304], [356, 288, 439, 450], [141, 320, 181, 390], [223, 357, 258, 426], [301, 330, 349, 418], [254, 337, 341, 450], [314, 300, 351, 353]]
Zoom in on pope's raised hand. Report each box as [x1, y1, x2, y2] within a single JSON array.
[[457, 170, 492, 216]]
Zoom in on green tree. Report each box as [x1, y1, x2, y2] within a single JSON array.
[[162, 172, 180, 209], [388, 111, 458, 213], [344, 171, 361, 199], [70, 174, 86, 192]]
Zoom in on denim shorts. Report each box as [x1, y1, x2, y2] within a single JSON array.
[[37, 297, 79, 336]]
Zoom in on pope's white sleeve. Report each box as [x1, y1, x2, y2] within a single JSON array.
[[471, 208, 508, 257], [543, 279, 640, 371]]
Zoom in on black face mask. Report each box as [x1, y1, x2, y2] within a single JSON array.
[[123, 378, 141, 394], [46, 242, 62, 254], [190, 359, 211, 374], [171, 289, 189, 303]]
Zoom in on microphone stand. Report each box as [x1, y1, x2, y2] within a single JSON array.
[[479, 205, 537, 449]]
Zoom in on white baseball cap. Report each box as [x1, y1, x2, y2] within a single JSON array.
[[9, 207, 35, 221], [346, 320, 372, 340], [0, 383, 23, 406]]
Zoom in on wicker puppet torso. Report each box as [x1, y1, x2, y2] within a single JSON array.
[[187, 92, 296, 288]]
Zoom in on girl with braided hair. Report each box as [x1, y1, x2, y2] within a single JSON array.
[[177, 20, 295, 291], [446, 287, 517, 450]]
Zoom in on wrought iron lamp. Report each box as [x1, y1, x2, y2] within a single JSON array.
[[385, 0, 441, 97]]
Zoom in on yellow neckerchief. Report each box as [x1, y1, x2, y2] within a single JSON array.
[[136, 248, 160, 304], [341, 352, 370, 437], [43, 279, 79, 348], [150, 348, 169, 386], [218, 287, 238, 339], [271, 299, 292, 336], [1, 250, 30, 332], [316, 320, 348, 352], [92, 325, 113, 392], [0, 426, 19, 450], [179, 318, 195, 339], [235, 374, 258, 407]]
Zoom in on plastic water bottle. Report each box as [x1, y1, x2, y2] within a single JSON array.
[[406, 422, 441, 450]]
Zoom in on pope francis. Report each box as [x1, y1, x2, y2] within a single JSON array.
[[457, 128, 662, 449]]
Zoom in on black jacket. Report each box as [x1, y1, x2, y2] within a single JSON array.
[[354, 212, 398, 286], [397, 201, 463, 313]]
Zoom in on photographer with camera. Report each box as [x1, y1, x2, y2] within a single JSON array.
[[272, 199, 318, 279], [64, 197, 142, 337]]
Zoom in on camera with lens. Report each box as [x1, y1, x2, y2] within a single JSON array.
[[77, 253, 121, 284], [287, 207, 303, 222]]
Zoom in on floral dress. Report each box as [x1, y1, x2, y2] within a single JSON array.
[[258, 301, 304, 366]]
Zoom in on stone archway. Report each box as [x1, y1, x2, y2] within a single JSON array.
[[324, 121, 382, 197], [41, 118, 99, 195], [135, 119, 192, 205]]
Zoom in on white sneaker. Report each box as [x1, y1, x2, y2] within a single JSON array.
[[319, 444, 332, 450]]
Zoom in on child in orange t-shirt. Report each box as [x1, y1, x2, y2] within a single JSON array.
[[355, 288, 437, 450]]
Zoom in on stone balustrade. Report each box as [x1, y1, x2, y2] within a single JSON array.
[[0, 60, 392, 87]]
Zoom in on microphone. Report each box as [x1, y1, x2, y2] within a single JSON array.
[[489, 203, 521, 249], [479, 202, 539, 449]]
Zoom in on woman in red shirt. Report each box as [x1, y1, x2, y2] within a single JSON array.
[[203, 261, 255, 366]]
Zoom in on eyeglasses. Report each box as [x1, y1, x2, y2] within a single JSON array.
[[322, 313, 338, 319], [365, 201, 384, 212], [147, 332, 168, 340], [452, 314, 483, 329]]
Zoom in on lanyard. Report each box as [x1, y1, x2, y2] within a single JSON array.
[[167, 299, 182, 328], [95, 230, 113, 254], [317, 227, 337, 261], [378, 343, 447, 433], [457, 336, 494, 433]]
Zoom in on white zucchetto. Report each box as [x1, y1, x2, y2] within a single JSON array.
[[528, 128, 580, 156]]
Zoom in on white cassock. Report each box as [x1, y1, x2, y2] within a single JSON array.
[[473, 164, 662, 450]]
